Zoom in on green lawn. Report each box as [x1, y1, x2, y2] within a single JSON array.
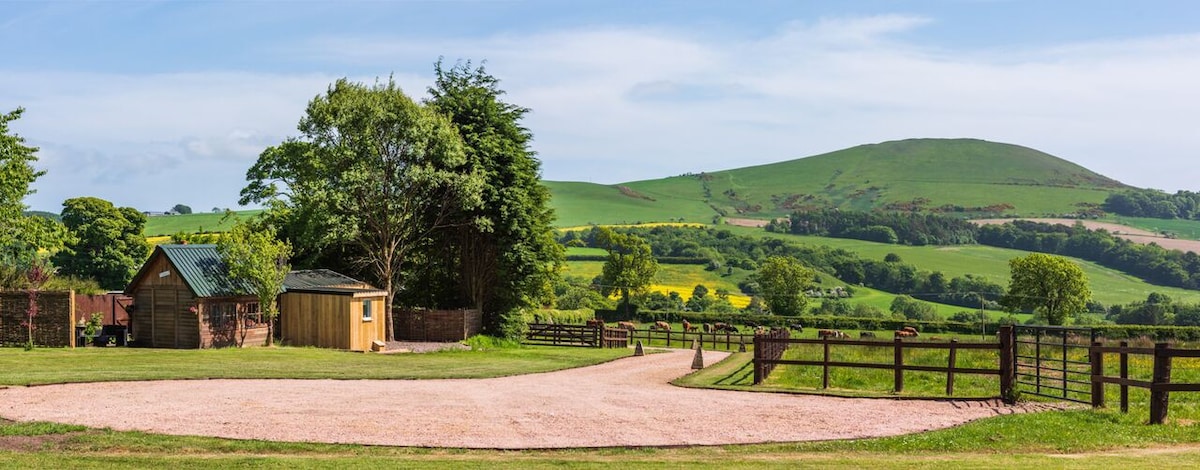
[[0, 346, 630, 386]]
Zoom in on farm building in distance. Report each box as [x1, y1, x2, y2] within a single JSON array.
[[125, 244, 386, 351]]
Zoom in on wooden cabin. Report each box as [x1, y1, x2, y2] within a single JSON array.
[[126, 246, 387, 351], [125, 244, 268, 348], [278, 269, 387, 352]]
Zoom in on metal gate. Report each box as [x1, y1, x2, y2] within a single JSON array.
[[1013, 325, 1096, 404]]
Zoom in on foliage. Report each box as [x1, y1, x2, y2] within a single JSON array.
[[462, 334, 523, 350], [1104, 188, 1200, 220], [51, 197, 149, 290], [0, 108, 65, 265], [595, 227, 658, 312], [240, 77, 485, 341], [217, 220, 291, 346], [552, 276, 613, 310], [418, 59, 564, 336], [22, 258, 52, 350], [890, 295, 940, 321], [787, 208, 977, 245], [171, 204, 193, 215], [753, 256, 815, 315], [978, 219, 1200, 290], [1003, 253, 1091, 325]]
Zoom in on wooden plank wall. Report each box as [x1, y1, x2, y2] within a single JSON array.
[[347, 296, 386, 351], [395, 308, 482, 342], [279, 292, 350, 350], [128, 252, 199, 348]]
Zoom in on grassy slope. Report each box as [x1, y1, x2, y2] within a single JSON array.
[[142, 210, 261, 236], [551, 138, 1124, 225], [723, 225, 1200, 306], [1106, 215, 1200, 241]]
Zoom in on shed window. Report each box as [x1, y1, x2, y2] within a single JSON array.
[[243, 302, 262, 327], [206, 303, 234, 328], [363, 299, 373, 321]]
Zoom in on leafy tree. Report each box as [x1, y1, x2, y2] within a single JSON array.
[[685, 284, 711, 312], [1002, 253, 1091, 325], [753, 256, 815, 316], [596, 227, 657, 314], [171, 204, 192, 215], [890, 295, 939, 321], [1, 108, 65, 265], [52, 197, 150, 290], [217, 221, 291, 346], [22, 258, 52, 350], [423, 60, 563, 335], [241, 78, 484, 341]]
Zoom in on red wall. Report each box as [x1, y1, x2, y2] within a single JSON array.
[[74, 293, 132, 326]]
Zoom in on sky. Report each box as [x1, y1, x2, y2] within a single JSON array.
[[4, 0, 1200, 213]]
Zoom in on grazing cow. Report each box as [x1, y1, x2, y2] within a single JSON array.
[[754, 326, 767, 335], [818, 329, 848, 339], [653, 320, 671, 331], [894, 330, 918, 338], [788, 323, 804, 333], [859, 331, 876, 339], [930, 336, 944, 342], [586, 319, 605, 328], [901, 326, 919, 336], [683, 320, 699, 332], [745, 320, 760, 328], [703, 323, 714, 333], [721, 324, 741, 334], [617, 321, 637, 332]]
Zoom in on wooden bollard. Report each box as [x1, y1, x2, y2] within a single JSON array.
[[691, 344, 704, 369], [634, 340, 645, 356], [738, 338, 747, 353]]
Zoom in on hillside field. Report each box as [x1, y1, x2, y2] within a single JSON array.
[[142, 209, 261, 236]]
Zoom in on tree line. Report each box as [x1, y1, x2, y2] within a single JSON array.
[[1103, 188, 1200, 220]]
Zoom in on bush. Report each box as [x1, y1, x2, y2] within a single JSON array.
[[464, 335, 523, 350]]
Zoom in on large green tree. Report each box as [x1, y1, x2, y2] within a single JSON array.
[[0, 108, 64, 265], [217, 220, 291, 346], [422, 60, 563, 336], [1002, 253, 1091, 325], [596, 228, 658, 313], [753, 256, 815, 316], [51, 197, 149, 290], [240, 78, 484, 341]]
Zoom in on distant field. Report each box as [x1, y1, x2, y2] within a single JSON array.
[[722, 225, 1200, 306], [143, 210, 261, 236], [545, 181, 716, 227], [1105, 216, 1200, 241]]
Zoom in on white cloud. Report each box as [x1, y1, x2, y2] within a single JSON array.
[[9, 14, 1200, 211]]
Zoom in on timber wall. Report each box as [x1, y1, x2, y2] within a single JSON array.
[[278, 292, 385, 351], [395, 308, 482, 342], [0, 290, 76, 347]]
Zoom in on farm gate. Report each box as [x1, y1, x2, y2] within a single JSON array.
[[1013, 325, 1096, 405]]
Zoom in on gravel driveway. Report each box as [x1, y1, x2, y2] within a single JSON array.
[[0, 349, 1040, 448]]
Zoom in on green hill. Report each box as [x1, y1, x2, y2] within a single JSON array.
[[548, 138, 1127, 227]]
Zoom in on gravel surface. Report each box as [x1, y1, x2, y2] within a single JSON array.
[[0, 349, 1047, 449]]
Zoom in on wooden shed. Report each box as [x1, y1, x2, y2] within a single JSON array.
[[278, 269, 387, 352], [125, 244, 268, 348]]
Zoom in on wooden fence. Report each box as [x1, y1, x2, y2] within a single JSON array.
[[752, 333, 1008, 396], [525, 323, 601, 347], [626, 328, 756, 351], [753, 328, 790, 384], [1091, 341, 1200, 424]]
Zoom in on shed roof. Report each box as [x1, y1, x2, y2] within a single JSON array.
[[284, 269, 366, 290], [146, 244, 253, 298]]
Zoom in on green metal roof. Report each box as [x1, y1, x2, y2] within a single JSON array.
[[284, 269, 366, 290], [158, 244, 252, 298]]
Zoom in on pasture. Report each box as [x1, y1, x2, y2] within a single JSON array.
[[1108, 216, 1200, 241], [142, 209, 261, 236], [724, 225, 1200, 306]]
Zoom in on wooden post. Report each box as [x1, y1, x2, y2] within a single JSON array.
[[1035, 329, 1042, 396], [999, 325, 1015, 404], [1150, 342, 1172, 425], [753, 334, 763, 385], [822, 335, 831, 389], [1061, 331, 1069, 399], [1120, 341, 1129, 413], [894, 337, 904, 393], [1090, 341, 1104, 408], [946, 339, 958, 396]]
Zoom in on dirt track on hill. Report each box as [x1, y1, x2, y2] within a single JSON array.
[[0, 349, 1046, 449]]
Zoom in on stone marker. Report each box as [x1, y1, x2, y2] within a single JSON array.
[[634, 340, 645, 356], [691, 338, 698, 350], [691, 344, 704, 369], [738, 339, 747, 353]]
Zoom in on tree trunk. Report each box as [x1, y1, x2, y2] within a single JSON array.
[[385, 277, 395, 342]]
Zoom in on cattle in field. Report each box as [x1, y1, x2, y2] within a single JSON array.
[[818, 329, 848, 339], [859, 331, 876, 338], [586, 319, 605, 328], [651, 321, 671, 331], [683, 320, 699, 332], [714, 323, 740, 333], [788, 323, 804, 333], [617, 321, 636, 332], [900, 326, 919, 337], [894, 329, 918, 338]]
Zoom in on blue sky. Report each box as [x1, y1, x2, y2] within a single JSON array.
[[4, 0, 1200, 212]]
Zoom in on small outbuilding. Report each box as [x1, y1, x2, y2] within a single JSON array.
[[125, 244, 266, 348], [125, 245, 387, 351], [278, 269, 387, 351]]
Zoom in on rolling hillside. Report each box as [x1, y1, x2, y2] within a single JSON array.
[[548, 138, 1127, 227]]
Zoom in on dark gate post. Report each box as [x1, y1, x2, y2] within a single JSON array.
[[999, 325, 1015, 404], [1090, 341, 1104, 408], [946, 339, 958, 396], [822, 335, 831, 389], [1120, 341, 1129, 413], [753, 333, 763, 385], [1150, 342, 1172, 425], [893, 337, 904, 393]]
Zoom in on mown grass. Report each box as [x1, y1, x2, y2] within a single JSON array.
[[0, 346, 630, 386]]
